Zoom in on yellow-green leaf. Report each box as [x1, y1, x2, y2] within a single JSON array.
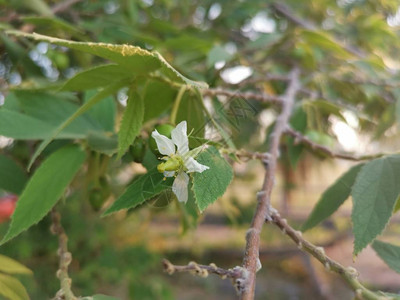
[[0, 254, 32, 275], [0, 273, 29, 300], [117, 89, 144, 158]]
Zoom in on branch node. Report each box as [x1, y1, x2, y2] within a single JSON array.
[[347, 267, 359, 278], [315, 246, 325, 256], [324, 261, 331, 271], [231, 267, 249, 295], [297, 241, 303, 250]]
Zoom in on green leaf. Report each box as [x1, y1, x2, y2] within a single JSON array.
[[352, 155, 400, 256], [21, 16, 85, 39], [372, 240, 400, 274], [0, 91, 110, 141], [0, 145, 86, 245], [61, 64, 132, 91], [0, 109, 66, 140], [0, 155, 28, 194], [192, 147, 233, 212], [7, 30, 160, 73], [0, 273, 29, 300], [394, 195, 400, 213], [176, 90, 205, 148], [6, 30, 208, 88], [302, 163, 364, 231], [87, 132, 118, 156], [28, 81, 124, 169], [143, 80, 177, 122], [287, 105, 307, 168], [0, 254, 32, 275], [103, 168, 173, 216], [12, 91, 103, 134], [300, 30, 352, 59], [117, 89, 144, 158], [83, 91, 116, 133], [207, 45, 232, 68]]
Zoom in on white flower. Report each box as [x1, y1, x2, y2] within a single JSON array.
[[151, 121, 209, 203]]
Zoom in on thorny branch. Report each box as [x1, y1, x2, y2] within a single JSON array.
[[50, 208, 76, 300], [268, 209, 388, 300], [240, 68, 301, 300], [285, 127, 386, 161]]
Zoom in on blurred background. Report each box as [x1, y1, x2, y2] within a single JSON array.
[[1, 0, 400, 299]]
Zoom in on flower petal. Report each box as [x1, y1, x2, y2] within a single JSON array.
[[171, 121, 189, 155], [151, 129, 175, 156], [172, 171, 189, 203], [164, 171, 175, 177], [185, 157, 209, 173]]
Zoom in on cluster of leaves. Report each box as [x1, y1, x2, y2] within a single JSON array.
[[1, 0, 400, 298]]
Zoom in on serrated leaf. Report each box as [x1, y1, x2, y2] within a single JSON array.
[[0, 254, 32, 275], [28, 81, 125, 169], [302, 163, 363, 231], [7, 30, 160, 73], [192, 147, 233, 212], [0, 155, 28, 195], [352, 155, 400, 256], [103, 168, 173, 216], [0, 145, 86, 245], [61, 64, 132, 91], [117, 89, 144, 158], [372, 240, 400, 274], [6, 30, 208, 88], [0, 273, 29, 300]]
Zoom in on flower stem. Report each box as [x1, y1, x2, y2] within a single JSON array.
[[170, 85, 187, 125]]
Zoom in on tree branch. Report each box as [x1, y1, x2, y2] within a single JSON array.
[[50, 208, 77, 300], [285, 127, 386, 161], [268, 209, 388, 300], [240, 68, 301, 300]]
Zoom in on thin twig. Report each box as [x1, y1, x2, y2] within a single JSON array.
[[285, 126, 386, 161], [221, 148, 271, 163], [163, 259, 240, 279], [162, 259, 248, 294], [237, 74, 290, 87], [268, 209, 389, 300], [50, 208, 77, 300], [203, 88, 283, 104], [240, 68, 301, 300]]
